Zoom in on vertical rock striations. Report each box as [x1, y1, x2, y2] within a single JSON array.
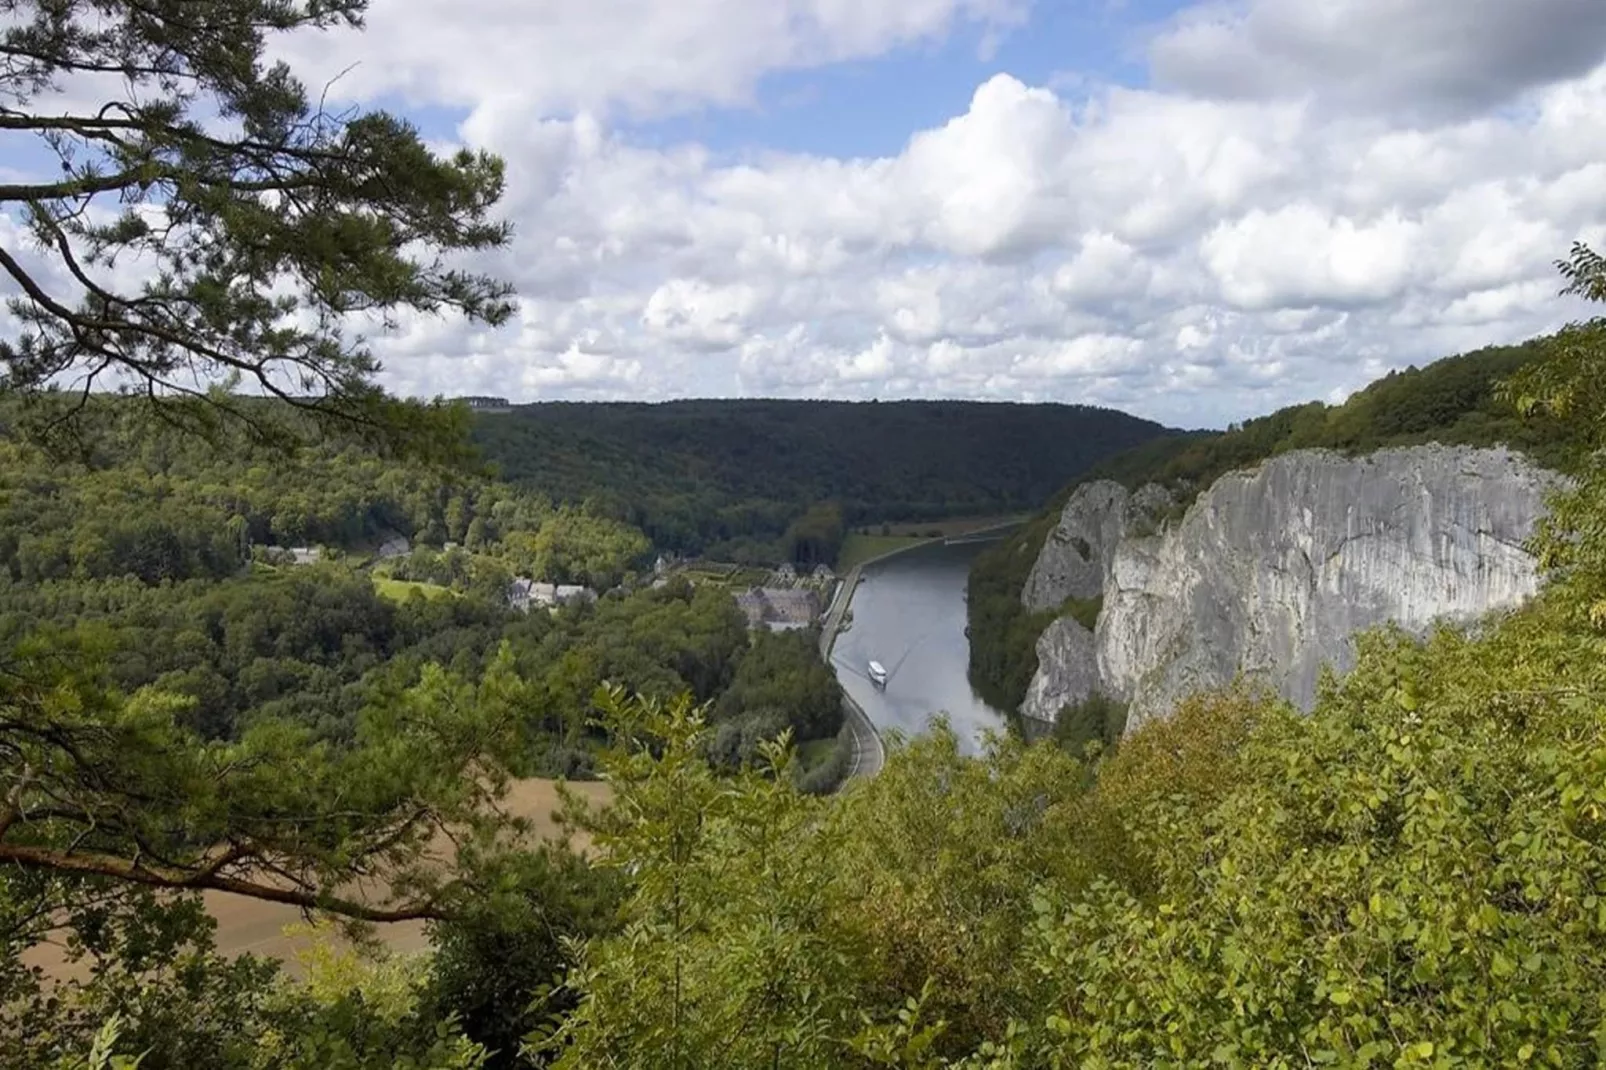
[[1021, 481, 1171, 610], [1020, 446, 1561, 732]]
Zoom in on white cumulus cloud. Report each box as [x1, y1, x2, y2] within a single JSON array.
[[277, 0, 1029, 117]]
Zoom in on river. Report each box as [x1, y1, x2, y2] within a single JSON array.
[[829, 538, 1009, 756]]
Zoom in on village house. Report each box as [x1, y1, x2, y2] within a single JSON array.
[[376, 533, 411, 560], [262, 545, 324, 566], [508, 577, 597, 612]]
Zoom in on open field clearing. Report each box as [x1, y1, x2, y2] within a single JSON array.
[[25, 778, 613, 979]]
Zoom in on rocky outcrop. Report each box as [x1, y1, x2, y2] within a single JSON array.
[[1022, 481, 1171, 610], [1020, 617, 1100, 723], [1021, 445, 1561, 731]]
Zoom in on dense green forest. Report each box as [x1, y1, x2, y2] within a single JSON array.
[[471, 399, 1172, 564], [966, 338, 1595, 713], [0, 400, 845, 772]]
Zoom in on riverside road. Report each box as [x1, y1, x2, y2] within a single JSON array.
[[819, 571, 886, 779]]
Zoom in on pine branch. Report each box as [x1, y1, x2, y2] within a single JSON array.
[[0, 840, 446, 922]]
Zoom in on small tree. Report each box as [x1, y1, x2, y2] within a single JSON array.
[[1501, 241, 1606, 631]]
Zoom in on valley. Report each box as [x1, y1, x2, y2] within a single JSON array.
[[4, 5, 1606, 1063], [7, 330, 1604, 1068]]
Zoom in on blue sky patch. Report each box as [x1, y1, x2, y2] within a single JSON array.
[[621, 0, 1190, 161]]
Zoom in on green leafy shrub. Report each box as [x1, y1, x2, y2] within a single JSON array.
[[1051, 692, 1125, 758]]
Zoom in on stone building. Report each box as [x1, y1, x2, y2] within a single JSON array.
[[733, 586, 823, 631]]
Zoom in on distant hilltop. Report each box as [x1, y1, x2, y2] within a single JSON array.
[[471, 397, 1177, 562]]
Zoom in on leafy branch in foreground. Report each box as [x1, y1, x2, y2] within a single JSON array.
[[1500, 241, 1606, 632], [0, 631, 532, 927], [0, 0, 514, 457]]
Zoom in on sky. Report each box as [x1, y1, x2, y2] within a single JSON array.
[[11, 0, 1606, 428]]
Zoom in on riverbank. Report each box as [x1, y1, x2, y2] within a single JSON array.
[[837, 514, 1029, 571], [820, 539, 937, 658], [837, 534, 928, 571]]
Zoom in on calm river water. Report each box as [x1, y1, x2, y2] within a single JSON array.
[[829, 538, 1009, 755]]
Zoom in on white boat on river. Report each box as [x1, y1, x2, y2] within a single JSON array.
[[867, 660, 888, 687]]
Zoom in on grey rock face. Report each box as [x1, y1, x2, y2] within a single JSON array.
[[1019, 617, 1100, 723], [1022, 481, 1171, 611], [1096, 446, 1561, 730]]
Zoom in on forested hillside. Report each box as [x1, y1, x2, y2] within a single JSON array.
[[967, 338, 1593, 713], [471, 399, 1172, 562], [0, 409, 646, 590], [0, 397, 849, 762]]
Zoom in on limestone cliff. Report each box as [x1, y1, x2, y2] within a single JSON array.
[[1020, 616, 1100, 723], [1021, 445, 1560, 731], [1021, 481, 1171, 611]]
